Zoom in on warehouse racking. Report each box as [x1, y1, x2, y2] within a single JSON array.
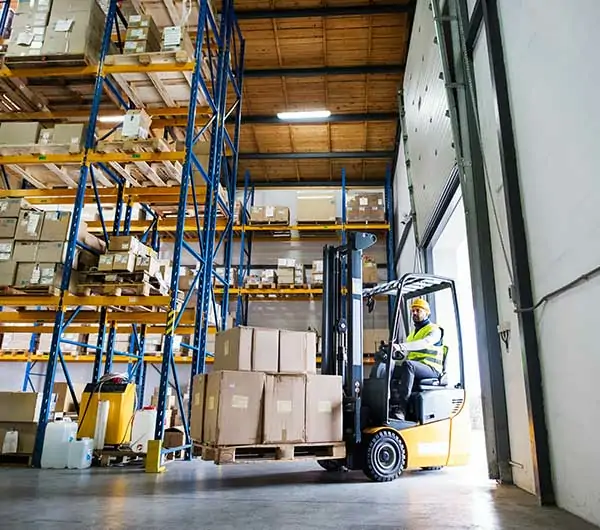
[[0, 0, 244, 467]]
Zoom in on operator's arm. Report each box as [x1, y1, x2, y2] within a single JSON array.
[[399, 327, 442, 352]]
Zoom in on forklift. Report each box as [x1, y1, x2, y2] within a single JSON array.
[[319, 232, 471, 481]]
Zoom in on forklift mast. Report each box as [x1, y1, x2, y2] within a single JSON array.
[[321, 232, 377, 444]]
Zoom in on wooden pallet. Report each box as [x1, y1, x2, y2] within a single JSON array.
[[0, 453, 32, 467], [0, 142, 82, 156], [95, 448, 144, 467], [277, 283, 308, 289], [95, 137, 171, 154], [244, 281, 262, 289], [17, 285, 61, 296], [296, 220, 340, 226], [248, 220, 290, 227], [5, 53, 94, 70], [105, 50, 193, 67], [200, 441, 346, 465]]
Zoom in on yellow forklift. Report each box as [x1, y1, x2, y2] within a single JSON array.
[[319, 232, 471, 481]]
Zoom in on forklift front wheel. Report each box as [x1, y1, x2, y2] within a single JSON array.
[[363, 430, 406, 482], [318, 459, 346, 472]]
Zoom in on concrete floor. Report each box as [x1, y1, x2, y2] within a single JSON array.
[[0, 457, 596, 530]]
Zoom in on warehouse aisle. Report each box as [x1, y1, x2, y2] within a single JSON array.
[[0, 461, 595, 530]]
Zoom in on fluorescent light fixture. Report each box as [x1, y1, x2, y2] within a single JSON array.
[[277, 110, 331, 120], [98, 115, 124, 123]]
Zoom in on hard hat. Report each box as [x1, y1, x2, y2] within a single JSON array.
[[411, 298, 430, 314]]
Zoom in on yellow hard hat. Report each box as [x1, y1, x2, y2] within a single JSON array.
[[411, 298, 430, 314]]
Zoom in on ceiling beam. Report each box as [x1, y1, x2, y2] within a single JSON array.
[[236, 3, 414, 19], [242, 112, 398, 124], [244, 180, 386, 188], [245, 64, 404, 77], [239, 151, 394, 160]]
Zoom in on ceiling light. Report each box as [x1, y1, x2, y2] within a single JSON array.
[[97, 115, 124, 123], [277, 110, 331, 121]]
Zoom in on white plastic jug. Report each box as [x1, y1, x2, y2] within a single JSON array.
[[41, 418, 78, 469], [1, 430, 18, 454], [67, 438, 94, 469], [131, 407, 157, 453]]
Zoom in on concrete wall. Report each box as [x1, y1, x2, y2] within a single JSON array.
[[472, 1, 600, 523]]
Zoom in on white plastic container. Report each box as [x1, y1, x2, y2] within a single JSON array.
[[131, 407, 157, 453], [2, 430, 18, 454], [41, 418, 78, 469], [67, 438, 94, 469]]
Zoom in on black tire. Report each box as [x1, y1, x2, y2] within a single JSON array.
[[363, 430, 406, 482], [421, 466, 443, 471], [318, 459, 345, 472]]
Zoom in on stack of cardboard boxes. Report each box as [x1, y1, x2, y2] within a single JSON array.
[[97, 235, 158, 275], [0, 121, 86, 152], [311, 260, 323, 286], [191, 326, 342, 446], [362, 255, 379, 285], [124, 14, 161, 54], [5, 0, 53, 60], [121, 109, 152, 141], [249, 206, 290, 225], [277, 258, 296, 286], [346, 192, 386, 223]]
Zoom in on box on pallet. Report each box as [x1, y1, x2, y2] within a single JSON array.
[[297, 194, 336, 223], [52, 123, 87, 151], [0, 122, 42, 146], [263, 374, 306, 444], [13, 241, 38, 262], [0, 198, 32, 218], [14, 263, 66, 289], [41, 0, 106, 60], [124, 14, 161, 54], [214, 326, 279, 372], [122, 109, 152, 140], [279, 330, 317, 374], [41, 211, 72, 241], [346, 192, 386, 223], [135, 255, 159, 276], [15, 210, 44, 241], [38, 242, 68, 263], [306, 375, 343, 443], [250, 206, 289, 224], [112, 251, 137, 272], [203, 371, 265, 446]]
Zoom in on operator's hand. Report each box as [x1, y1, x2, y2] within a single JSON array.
[[391, 342, 407, 360]]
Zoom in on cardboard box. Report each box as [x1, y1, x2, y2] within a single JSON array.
[[305, 375, 343, 443], [214, 326, 253, 371], [112, 251, 137, 272], [0, 198, 31, 218], [0, 422, 38, 454], [297, 195, 336, 223], [15, 210, 44, 241], [203, 371, 265, 446], [37, 242, 67, 263], [277, 268, 295, 285], [13, 241, 38, 262], [122, 109, 152, 140], [0, 392, 42, 423], [249, 206, 289, 224], [98, 254, 114, 271], [0, 218, 17, 238], [362, 262, 379, 284], [135, 255, 159, 276], [0, 261, 17, 286], [279, 330, 317, 374], [53, 382, 86, 413], [14, 263, 64, 288], [52, 124, 86, 152], [0, 239, 13, 261], [347, 192, 386, 223], [190, 374, 207, 442], [41, 211, 71, 241], [127, 14, 154, 28], [252, 327, 279, 372], [263, 374, 306, 444], [109, 235, 141, 254], [164, 427, 185, 449], [0, 121, 41, 145]]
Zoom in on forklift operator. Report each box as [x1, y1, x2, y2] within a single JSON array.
[[391, 298, 444, 420]]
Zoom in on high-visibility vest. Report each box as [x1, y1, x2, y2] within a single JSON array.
[[406, 323, 444, 371]]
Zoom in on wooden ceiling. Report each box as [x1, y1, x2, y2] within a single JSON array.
[[235, 0, 414, 183]]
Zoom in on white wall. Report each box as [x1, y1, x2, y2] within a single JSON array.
[[403, 0, 456, 239], [482, 1, 600, 523]]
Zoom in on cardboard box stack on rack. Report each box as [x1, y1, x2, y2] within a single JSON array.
[[297, 193, 337, 224], [346, 191, 386, 223], [276, 258, 296, 287], [191, 326, 343, 456], [0, 121, 86, 154], [249, 206, 290, 225], [0, 198, 104, 293], [311, 260, 323, 286], [123, 14, 161, 54]]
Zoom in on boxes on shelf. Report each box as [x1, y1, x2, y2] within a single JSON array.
[[276, 263, 295, 286], [362, 255, 379, 284], [0, 218, 17, 238], [279, 330, 317, 374], [0, 332, 34, 351], [297, 193, 336, 223], [250, 206, 290, 224], [98, 254, 114, 272], [244, 273, 261, 287], [135, 255, 159, 276], [294, 263, 305, 286], [311, 260, 323, 285], [214, 267, 237, 287], [51, 123, 87, 152], [0, 122, 42, 146], [214, 326, 279, 372], [112, 251, 137, 273], [41, 211, 72, 241], [260, 269, 277, 286], [13, 241, 38, 262], [124, 14, 161, 54], [41, 0, 106, 61], [0, 198, 32, 218], [0, 240, 14, 261], [346, 192, 386, 223], [15, 209, 44, 241], [203, 370, 266, 446], [161, 25, 195, 56], [122, 109, 152, 140], [14, 263, 69, 290], [263, 374, 306, 444]]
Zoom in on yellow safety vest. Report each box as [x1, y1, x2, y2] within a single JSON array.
[[406, 323, 444, 371]]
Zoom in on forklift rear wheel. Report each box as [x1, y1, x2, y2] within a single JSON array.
[[363, 430, 406, 482], [318, 459, 345, 472]]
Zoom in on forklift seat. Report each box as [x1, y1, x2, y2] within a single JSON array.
[[414, 345, 449, 390]]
